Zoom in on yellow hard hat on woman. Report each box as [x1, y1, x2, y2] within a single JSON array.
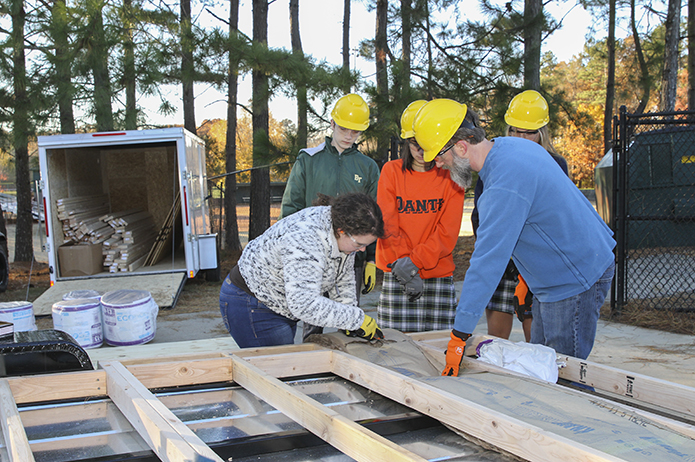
[[331, 94, 370, 131], [412, 99, 467, 162], [504, 90, 549, 131], [400, 100, 427, 139]]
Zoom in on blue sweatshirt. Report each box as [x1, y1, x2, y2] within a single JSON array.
[[454, 137, 616, 334]]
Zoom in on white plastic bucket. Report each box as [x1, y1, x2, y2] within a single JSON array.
[[52, 299, 103, 349], [63, 290, 102, 301], [0, 301, 37, 332], [101, 290, 158, 346]]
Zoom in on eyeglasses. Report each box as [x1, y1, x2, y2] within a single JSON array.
[[346, 233, 369, 249], [509, 127, 539, 135], [436, 142, 456, 158]]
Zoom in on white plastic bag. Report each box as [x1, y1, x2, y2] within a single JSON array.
[[476, 338, 559, 382]]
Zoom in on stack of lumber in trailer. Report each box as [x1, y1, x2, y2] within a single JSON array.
[[1, 331, 694, 462], [55, 195, 110, 244], [100, 209, 157, 273]]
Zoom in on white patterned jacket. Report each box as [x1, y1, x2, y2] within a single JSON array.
[[238, 206, 364, 330]]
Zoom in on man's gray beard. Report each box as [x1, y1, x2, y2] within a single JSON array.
[[445, 154, 473, 189]]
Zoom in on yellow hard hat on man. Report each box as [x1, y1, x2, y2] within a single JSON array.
[[332, 94, 370, 131], [413, 99, 468, 162]]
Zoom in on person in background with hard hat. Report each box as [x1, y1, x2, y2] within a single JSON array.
[[280, 93, 381, 341], [220, 192, 385, 348], [375, 100, 466, 332], [411, 98, 615, 376], [471, 90, 569, 343]]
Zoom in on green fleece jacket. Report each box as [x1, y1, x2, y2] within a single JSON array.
[[280, 137, 380, 263]]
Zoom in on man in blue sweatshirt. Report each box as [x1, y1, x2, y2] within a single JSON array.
[[412, 99, 616, 376]]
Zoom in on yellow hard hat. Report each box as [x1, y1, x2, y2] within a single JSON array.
[[400, 100, 427, 139], [331, 94, 370, 131], [413, 99, 467, 162], [504, 90, 549, 130]]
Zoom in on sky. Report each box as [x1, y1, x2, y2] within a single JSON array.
[[140, 0, 597, 127]]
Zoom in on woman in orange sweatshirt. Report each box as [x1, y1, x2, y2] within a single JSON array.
[[376, 101, 466, 332]]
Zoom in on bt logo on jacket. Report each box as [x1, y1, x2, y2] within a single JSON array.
[[396, 196, 444, 214]]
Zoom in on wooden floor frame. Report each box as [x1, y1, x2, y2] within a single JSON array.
[[0, 333, 694, 462]]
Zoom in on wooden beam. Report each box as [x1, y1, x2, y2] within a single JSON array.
[[240, 350, 332, 378], [229, 354, 429, 462], [329, 350, 626, 462], [124, 357, 233, 389], [102, 361, 223, 462], [0, 380, 34, 462], [6, 370, 107, 404], [558, 354, 695, 418]]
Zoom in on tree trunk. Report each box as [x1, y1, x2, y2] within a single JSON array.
[[375, 0, 389, 159], [689, 0, 695, 109], [523, 0, 542, 89], [631, 0, 652, 114], [425, 1, 433, 99], [342, 0, 351, 92], [89, 0, 114, 132], [224, 0, 242, 252], [123, 0, 137, 130], [10, 0, 34, 262], [291, 0, 308, 149], [52, 0, 76, 134], [181, 0, 196, 134], [660, 0, 681, 111], [401, 0, 412, 97], [249, 0, 270, 240], [604, 0, 616, 154]]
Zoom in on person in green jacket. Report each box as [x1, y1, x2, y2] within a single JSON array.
[[280, 93, 381, 341]]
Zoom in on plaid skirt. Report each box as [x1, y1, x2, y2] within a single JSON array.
[[377, 272, 456, 332], [486, 277, 516, 314]]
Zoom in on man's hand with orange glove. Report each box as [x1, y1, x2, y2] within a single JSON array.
[[512, 274, 533, 322], [442, 329, 472, 376]]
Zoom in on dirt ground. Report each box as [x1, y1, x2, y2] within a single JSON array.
[[2, 234, 695, 336]]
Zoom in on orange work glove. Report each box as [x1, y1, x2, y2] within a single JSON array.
[[442, 329, 471, 376], [512, 274, 533, 322]]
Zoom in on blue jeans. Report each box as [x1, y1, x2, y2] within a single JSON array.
[[530, 262, 614, 360], [219, 276, 297, 348]]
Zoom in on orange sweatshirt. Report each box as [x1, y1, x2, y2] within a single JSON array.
[[376, 159, 466, 279]]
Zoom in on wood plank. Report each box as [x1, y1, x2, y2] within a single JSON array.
[[0, 380, 34, 462], [558, 354, 695, 418], [240, 350, 332, 378], [6, 370, 107, 404], [230, 354, 429, 462], [124, 357, 233, 389], [102, 361, 223, 462], [329, 350, 627, 462]]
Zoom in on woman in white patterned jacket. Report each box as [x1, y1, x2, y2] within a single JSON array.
[[219, 192, 386, 348]]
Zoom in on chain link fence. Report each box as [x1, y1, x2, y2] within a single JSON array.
[[609, 107, 695, 313]]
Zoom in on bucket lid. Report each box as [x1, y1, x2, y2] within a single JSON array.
[[53, 299, 101, 311], [0, 301, 33, 311], [63, 290, 102, 301], [101, 289, 152, 308]]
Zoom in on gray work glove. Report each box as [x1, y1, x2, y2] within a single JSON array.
[[387, 257, 423, 302]]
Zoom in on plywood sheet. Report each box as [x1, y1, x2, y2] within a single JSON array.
[[31, 272, 186, 316]]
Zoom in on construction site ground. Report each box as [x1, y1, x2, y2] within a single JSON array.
[[2, 199, 695, 389]]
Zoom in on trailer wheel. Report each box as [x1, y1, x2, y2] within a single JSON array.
[[0, 243, 8, 293]]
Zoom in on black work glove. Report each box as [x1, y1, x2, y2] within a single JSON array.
[[387, 257, 423, 301], [512, 274, 533, 322]]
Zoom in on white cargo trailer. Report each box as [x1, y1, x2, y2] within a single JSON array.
[[33, 128, 219, 315]]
